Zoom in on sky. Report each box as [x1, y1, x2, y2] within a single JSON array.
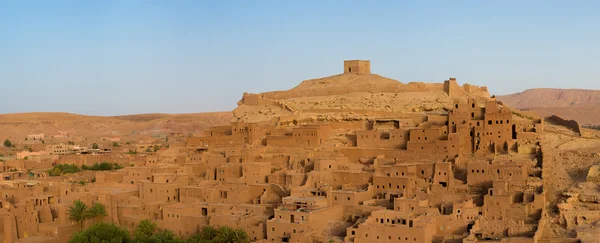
[[1, 1, 599, 115]]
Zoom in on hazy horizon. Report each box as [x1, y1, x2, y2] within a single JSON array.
[[2, 1, 599, 116]]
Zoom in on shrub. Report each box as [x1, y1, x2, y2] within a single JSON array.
[[3, 139, 12, 147], [48, 164, 81, 176], [68, 222, 131, 243], [82, 162, 123, 171]]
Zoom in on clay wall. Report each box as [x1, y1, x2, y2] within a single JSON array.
[[242, 162, 271, 184], [215, 164, 242, 182], [329, 171, 372, 189], [373, 176, 415, 194], [546, 115, 583, 136], [209, 214, 267, 241], [408, 128, 445, 143], [349, 213, 435, 243], [467, 162, 528, 186], [179, 183, 274, 204], [356, 129, 409, 149], [160, 204, 208, 238], [338, 148, 430, 163], [138, 181, 180, 203], [266, 205, 343, 242], [331, 186, 374, 206], [122, 167, 154, 185], [375, 164, 417, 178]]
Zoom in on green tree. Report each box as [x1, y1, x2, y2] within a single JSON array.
[[92, 143, 99, 149], [200, 226, 217, 241], [150, 229, 183, 243], [82, 162, 123, 171], [113, 142, 120, 147], [3, 139, 12, 147], [213, 227, 249, 243], [185, 234, 212, 243], [87, 202, 108, 224], [48, 164, 81, 176], [186, 226, 217, 243], [133, 219, 157, 243], [68, 200, 89, 231], [23, 156, 28, 161], [231, 228, 250, 243], [68, 141, 75, 145], [68, 222, 131, 243]]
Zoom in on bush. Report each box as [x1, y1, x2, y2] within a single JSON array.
[[48, 164, 81, 176], [584, 125, 600, 131], [92, 143, 99, 149], [113, 142, 120, 147], [68, 222, 131, 243], [188, 226, 249, 243], [3, 139, 12, 147], [82, 162, 123, 171]]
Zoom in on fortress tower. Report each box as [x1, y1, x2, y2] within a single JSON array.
[[443, 77, 459, 96], [343, 60, 371, 75]]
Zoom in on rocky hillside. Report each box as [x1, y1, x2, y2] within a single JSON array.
[[498, 88, 600, 125], [233, 73, 490, 123]]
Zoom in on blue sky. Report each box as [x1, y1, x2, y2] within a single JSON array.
[[1, 1, 599, 115]]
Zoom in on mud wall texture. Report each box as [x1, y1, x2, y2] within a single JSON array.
[[546, 115, 583, 136]]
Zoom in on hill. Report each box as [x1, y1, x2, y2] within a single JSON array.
[[234, 70, 490, 124], [498, 88, 600, 125], [0, 112, 232, 140]]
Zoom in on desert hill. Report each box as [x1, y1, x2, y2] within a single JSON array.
[[498, 88, 600, 125], [233, 65, 490, 124], [0, 112, 232, 140]]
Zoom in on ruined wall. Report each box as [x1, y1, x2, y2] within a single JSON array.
[[546, 115, 584, 136]]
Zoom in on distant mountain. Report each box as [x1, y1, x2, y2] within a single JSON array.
[[498, 88, 600, 125], [0, 112, 233, 140]]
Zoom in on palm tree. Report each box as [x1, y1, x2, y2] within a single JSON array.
[[86, 202, 107, 223], [68, 200, 88, 231], [134, 219, 157, 242], [214, 227, 248, 243], [232, 228, 250, 243], [151, 229, 182, 243], [213, 227, 235, 243], [199, 226, 217, 240]]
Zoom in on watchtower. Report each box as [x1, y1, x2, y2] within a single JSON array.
[[443, 77, 458, 96], [343, 60, 371, 75]]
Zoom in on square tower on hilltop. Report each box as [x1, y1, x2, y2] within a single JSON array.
[[344, 60, 371, 75]]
